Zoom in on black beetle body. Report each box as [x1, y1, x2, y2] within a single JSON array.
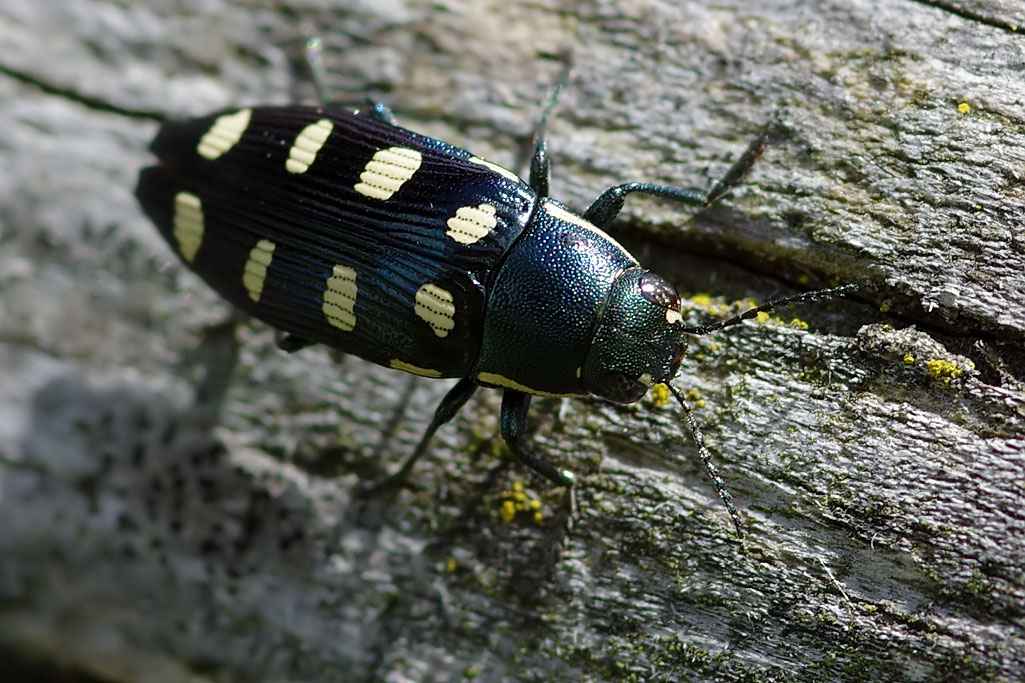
[[136, 91, 852, 536]]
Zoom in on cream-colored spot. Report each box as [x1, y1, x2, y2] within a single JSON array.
[[666, 308, 682, 324], [638, 372, 654, 387], [468, 156, 521, 183], [390, 359, 442, 378], [354, 147, 422, 200], [242, 239, 275, 302], [543, 199, 636, 264], [415, 283, 456, 337], [286, 118, 333, 174], [172, 192, 204, 262], [476, 372, 585, 398], [197, 109, 251, 160], [446, 203, 498, 244], [322, 264, 357, 331]]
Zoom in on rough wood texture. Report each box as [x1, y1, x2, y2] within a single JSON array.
[[1, 0, 1022, 681]]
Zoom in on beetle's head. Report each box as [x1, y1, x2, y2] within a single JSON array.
[[581, 267, 686, 404]]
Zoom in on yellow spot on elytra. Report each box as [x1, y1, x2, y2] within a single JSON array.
[[446, 203, 498, 244], [323, 264, 357, 331], [415, 283, 456, 337], [242, 239, 275, 302], [468, 156, 521, 183], [354, 147, 422, 200], [390, 359, 442, 378], [286, 118, 333, 174], [172, 192, 203, 262], [197, 109, 251, 160]]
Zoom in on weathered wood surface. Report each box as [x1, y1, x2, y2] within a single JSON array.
[[1, 1, 1022, 681]]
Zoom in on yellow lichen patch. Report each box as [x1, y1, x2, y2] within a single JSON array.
[[689, 293, 714, 308], [926, 358, 965, 384], [496, 481, 544, 524], [957, 102, 972, 114], [650, 383, 671, 409], [686, 388, 705, 409], [903, 353, 916, 364]]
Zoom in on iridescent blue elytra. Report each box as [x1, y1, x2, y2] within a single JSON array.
[[136, 96, 850, 537]]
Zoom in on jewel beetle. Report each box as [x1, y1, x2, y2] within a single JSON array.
[[135, 73, 853, 537]]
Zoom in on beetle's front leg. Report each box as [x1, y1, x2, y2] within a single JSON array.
[[500, 391, 574, 487], [501, 391, 576, 549], [581, 124, 772, 230]]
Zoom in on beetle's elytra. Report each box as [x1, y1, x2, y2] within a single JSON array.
[[136, 88, 853, 537]]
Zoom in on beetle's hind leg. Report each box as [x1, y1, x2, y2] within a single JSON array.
[[275, 331, 314, 352], [356, 377, 478, 496]]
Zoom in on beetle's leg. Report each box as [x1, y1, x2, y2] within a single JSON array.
[[500, 391, 574, 487], [364, 101, 396, 124], [358, 377, 478, 495], [186, 317, 241, 418], [275, 331, 314, 353], [526, 52, 573, 197], [303, 37, 331, 105], [581, 125, 772, 230], [303, 37, 396, 123]]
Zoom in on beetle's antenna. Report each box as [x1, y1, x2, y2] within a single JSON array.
[[666, 382, 744, 538], [681, 284, 857, 336]]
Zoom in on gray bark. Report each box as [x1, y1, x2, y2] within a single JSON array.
[[1, 0, 1022, 681]]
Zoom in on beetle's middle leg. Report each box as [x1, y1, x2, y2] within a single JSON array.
[[357, 376, 478, 496]]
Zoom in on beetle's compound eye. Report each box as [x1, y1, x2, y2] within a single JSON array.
[[638, 272, 682, 323], [591, 370, 650, 404]]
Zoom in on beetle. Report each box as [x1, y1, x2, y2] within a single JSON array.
[[135, 70, 853, 537]]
